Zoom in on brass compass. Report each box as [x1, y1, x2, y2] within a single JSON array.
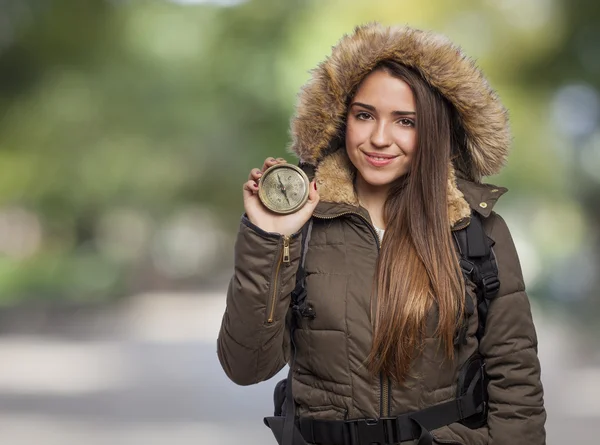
[[258, 163, 310, 214]]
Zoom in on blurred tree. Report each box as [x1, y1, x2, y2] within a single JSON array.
[[512, 0, 600, 322], [0, 0, 309, 301], [0, 0, 597, 310]]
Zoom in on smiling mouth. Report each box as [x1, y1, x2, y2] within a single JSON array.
[[368, 155, 393, 160], [364, 153, 399, 160]]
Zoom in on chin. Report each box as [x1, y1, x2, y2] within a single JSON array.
[[360, 172, 401, 187]]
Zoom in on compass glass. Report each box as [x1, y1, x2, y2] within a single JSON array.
[[259, 164, 309, 214]]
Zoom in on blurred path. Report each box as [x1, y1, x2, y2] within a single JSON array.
[[0, 292, 598, 445]]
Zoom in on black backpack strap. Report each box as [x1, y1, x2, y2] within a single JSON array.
[[296, 390, 484, 445], [264, 218, 314, 445], [291, 219, 313, 310], [266, 214, 497, 445], [452, 212, 500, 429], [453, 211, 500, 342]]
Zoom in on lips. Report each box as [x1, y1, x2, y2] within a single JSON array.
[[363, 151, 398, 167]]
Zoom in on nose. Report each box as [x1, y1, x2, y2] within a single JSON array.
[[370, 121, 392, 148]]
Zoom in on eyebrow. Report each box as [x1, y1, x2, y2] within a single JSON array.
[[350, 101, 416, 116]]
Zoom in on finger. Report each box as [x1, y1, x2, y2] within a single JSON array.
[[248, 168, 263, 181], [262, 157, 278, 171], [276, 157, 287, 164], [243, 179, 259, 197]]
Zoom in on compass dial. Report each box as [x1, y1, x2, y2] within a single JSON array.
[[258, 164, 310, 214]]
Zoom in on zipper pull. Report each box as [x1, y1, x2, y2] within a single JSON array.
[[282, 236, 290, 264]]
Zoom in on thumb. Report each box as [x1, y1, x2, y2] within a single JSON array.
[[295, 180, 319, 228], [305, 180, 320, 208]]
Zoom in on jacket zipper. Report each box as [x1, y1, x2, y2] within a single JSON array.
[[267, 235, 291, 324], [314, 210, 391, 417], [312, 210, 472, 418]]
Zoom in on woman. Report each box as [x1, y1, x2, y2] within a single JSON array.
[[217, 23, 546, 445]]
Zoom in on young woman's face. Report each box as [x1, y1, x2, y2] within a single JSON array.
[[345, 69, 417, 189]]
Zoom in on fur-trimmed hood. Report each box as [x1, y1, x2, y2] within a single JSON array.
[[287, 23, 510, 227]]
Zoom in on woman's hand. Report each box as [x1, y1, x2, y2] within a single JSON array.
[[243, 157, 319, 236]]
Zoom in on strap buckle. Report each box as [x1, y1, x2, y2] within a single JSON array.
[[345, 418, 397, 445], [459, 258, 474, 275], [481, 274, 500, 299]]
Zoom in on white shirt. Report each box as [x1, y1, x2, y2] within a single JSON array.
[[374, 226, 385, 243]]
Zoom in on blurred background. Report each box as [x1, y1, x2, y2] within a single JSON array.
[[0, 0, 598, 443]]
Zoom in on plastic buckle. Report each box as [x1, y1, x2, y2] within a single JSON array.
[[459, 258, 474, 275], [347, 418, 395, 445], [481, 275, 500, 299]]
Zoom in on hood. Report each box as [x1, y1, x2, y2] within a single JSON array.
[[286, 23, 510, 227]]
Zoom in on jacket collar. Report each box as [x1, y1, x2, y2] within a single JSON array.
[[312, 149, 507, 230], [289, 23, 512, 227]]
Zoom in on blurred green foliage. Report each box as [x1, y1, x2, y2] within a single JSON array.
[[0, 0, 598, 317]]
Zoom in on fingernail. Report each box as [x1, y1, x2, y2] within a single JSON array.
[[313, 181, 317, 191]]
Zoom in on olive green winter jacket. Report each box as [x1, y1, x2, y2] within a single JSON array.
[[217, 23, 546, 445]]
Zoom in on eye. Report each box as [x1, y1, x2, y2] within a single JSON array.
[[398, 118, 415, 127], [355, 112, 373, 121]]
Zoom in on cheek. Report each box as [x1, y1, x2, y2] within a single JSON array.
[[345, 120, 369, 147], [395, 130, 417, 155], [345, 122, 357, 147]]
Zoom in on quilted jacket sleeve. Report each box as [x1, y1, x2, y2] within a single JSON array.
[[480, 212, 546, 444], [217, 215, 302, 386]]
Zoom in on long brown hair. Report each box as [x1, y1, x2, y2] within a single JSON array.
[[363, 61, 466, 383]]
